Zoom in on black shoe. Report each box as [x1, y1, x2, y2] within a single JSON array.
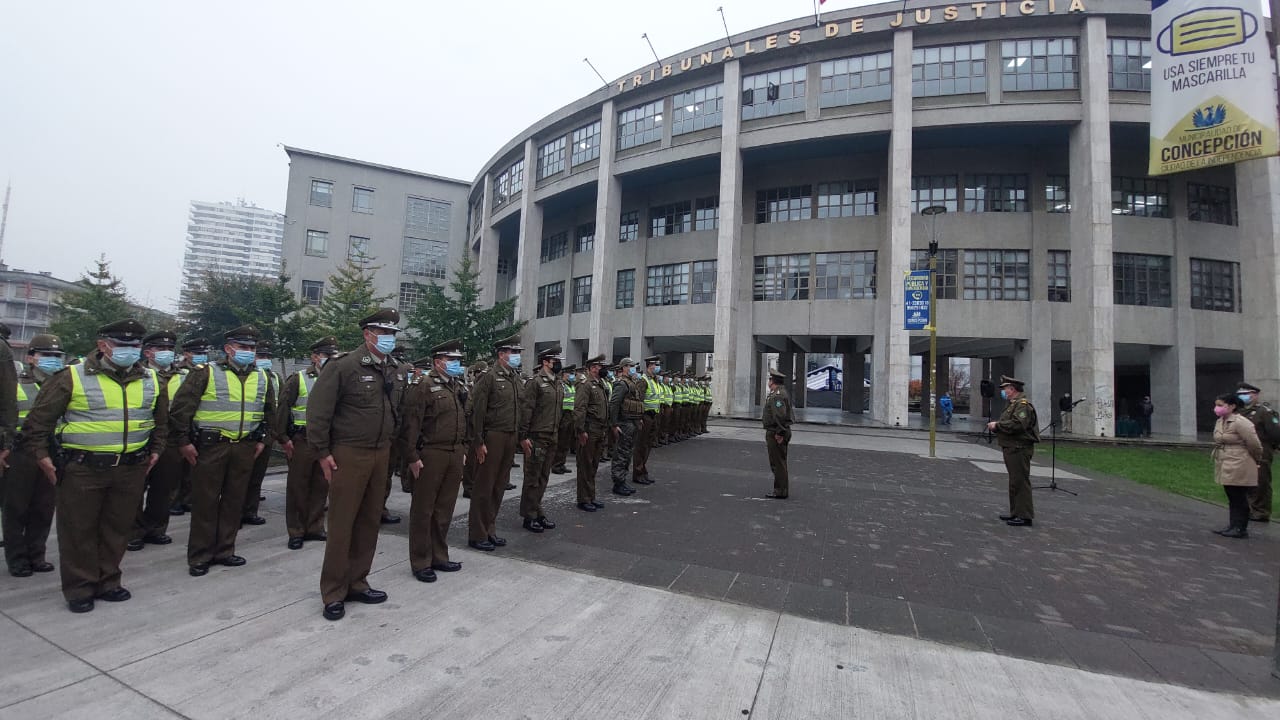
[[764, 492, 788, 499], [144, 533, 172, 545], [633, 476, 654, 485], [96, 587, 132, 602], [1219, 527, 1248, 539], [523, 518, 544, 533], [505, 483, 516, 490], [181, 503, 192, 512], [998, 514, 1015, 521], [488, 535, 507, 547], [381, 515, 401, 525], [1006, 517, 1033, 527], [259, 494, 266, 501], [590, 501, 605, 509], [31, 561, 54, 573], [287, 537, 305, 550], [214, 555, 246, 566], [431, 561, 463, 572], [345, 588, 388, 604], [68, 598, 95, 614], [126, 539, 145, 552], [323, 601, 345, 621], [611, 485, 633, 496], [462, 490, 472, 499], [577, 502, 597, 512], [414, 568, 438, 583], [8, 562, 32, 578], [537, 516, 556, 530], [169, 505, 186, 516], [551, 466, 569, 474], [189, 564, 210, 577], [468, 540, 496, 551], [1250, 515, 1271, 523], [241, 516, 266, 526], [303, 532, 328, 541], [622, 483, 636, 493]]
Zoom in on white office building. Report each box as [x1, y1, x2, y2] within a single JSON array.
[[180, 199, 285, 308]]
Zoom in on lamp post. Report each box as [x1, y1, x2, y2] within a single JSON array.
[[921, 205, 947, 458]]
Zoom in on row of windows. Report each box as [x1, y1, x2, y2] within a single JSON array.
[[494, 159, 525, 208], [754, 252, 878, 301], [303, 231, 448, 279], [308, 181, 443, 224]]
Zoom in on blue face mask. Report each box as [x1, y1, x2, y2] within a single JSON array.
[[653, 365, 661, 373], [607, 370, 615, 379], [36, 356, 65, 373], [231, 350, 255, 367], [507, 353, 522, 369], [255, 358, 272, 370], [567, 373, 576, 382], [629, 366, 638, 377], [110, 346, 141, 368], [190, 353, 208, 365], [374, 334, 397, 355], [445, 359, 464, 377], [1238, 393, 1253, 405], [1000, 389, 1009, 400], [152, 350, 174, 368]]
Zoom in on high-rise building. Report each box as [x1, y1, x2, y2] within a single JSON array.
[[179, 199, 284, 308]]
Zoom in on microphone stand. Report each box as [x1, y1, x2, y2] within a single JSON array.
[[1034, 399, 1084, 496]]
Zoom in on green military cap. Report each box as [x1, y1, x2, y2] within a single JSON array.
[[431, 338, 464, 358], [1238, 381, 1261, 394], [618, 357, 638, 367], [768, 368, 787, 383], [538, 345, 563, 361], [99, 318, 147, 345], [0, 322, 10, 340], [223, 325, 259, 346], [310, 336, 338, 354], [27, 334, 64, 353], [643, 355, 661, 364], [998, 374, 1025, 391], [471, 360, 489, 373], [255, 340, 273, 356], [493, 335, 523, 352], [411, 355, 434, 369], [181, 336, 211, 352], [561, 364, 577, 374], [584, 354, 606, 367], [142, 330, 177, 348], [360, 307, 400, 332], [391, 344, 408, 358]]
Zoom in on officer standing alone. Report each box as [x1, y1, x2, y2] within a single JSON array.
[[987, 375, 1040, 527], [762, 369, 793, 499]]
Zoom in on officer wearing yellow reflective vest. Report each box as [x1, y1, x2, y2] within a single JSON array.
[[168, 325, 275, 577], [631, 355, 662, 485], [169, 336, 212, 516], [551, 365, 576, 475], [277, 336, 338, 550], [242, 340, 282, 527], [4, 334, 65, 577], [126, 329, 186, 553], [21, 319, 168, 613]]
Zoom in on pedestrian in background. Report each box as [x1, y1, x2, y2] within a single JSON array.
[[1211, 392, 1263, 539], [1137, 395, 1154, 438]]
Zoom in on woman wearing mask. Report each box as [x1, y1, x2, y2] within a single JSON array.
[[1212, 393, 1263, 539]]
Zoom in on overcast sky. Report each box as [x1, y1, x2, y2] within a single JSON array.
[[0, 0, 885, 313]]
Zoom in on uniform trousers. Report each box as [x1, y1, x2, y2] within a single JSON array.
[[611, 419, 638, 486], [384, 443, 403, 511], [461, 443, 477, 495], [284, 434, 328, 539], [766, 430, 790, 497], [1248, 461, 1272, 520], [3, 449, 55, 568], [410, 446, 463, 571], [134, 446, 182, 540], [56, 461, 147, 602], [553, 411, 575, 468], [321, 444, 389, 604], [242, 438, 273, 518], [520, 433, 555, 520], [187, 440, 258, 567], [1002, 445, 1035, 519], [633, 413, 654, 478], [576, 432, 604, 504], [468, 430, 516, 542]]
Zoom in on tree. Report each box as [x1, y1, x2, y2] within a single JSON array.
[[405, 253, 525, 363], [49, 256, 134, 355], [180, 271, 309, 357], [303, 256, 393, 351]]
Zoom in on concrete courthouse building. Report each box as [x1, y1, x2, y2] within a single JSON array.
[[461, 0, 1280, 438]]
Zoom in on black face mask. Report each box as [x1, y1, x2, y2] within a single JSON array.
[[552, 362, 563, 374]]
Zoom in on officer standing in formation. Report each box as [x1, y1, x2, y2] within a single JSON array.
[[460, 359, 488, 500], [241, 340, 281, 527], [608, 358, 644, 497], [4, 334, 64, 576], [761, 369, 793, 499], [400, 339, 468, 582], [0, 323, 16, 540], [22, 319, 167, 613], [631, 356, 662, 485], [987, 375, 1040, 527], [573, 355, 609, 512], [466, 337, 523, 552], [277, 336, 338, 550], [1235, 381, 1278, 523], [551, 364, 576, 475], [518, 347, 563, 533], [169, 336, 212, 516], [127, 330, 183, 551]]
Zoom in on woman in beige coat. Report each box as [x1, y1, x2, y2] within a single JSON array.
[[1212, 392, 1263, 538]]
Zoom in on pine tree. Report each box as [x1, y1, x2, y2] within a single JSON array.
[[180, 270, 309, 357], [406, 253, 524, 363], [49, 256, 134, 355], [305, 256, 393, 351]]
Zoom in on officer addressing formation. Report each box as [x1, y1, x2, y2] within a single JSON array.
[[987, 375, 1040, 527]]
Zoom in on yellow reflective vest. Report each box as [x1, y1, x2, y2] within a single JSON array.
[[16, 381, 36, 431], [58, 364, 160, 453], [193, 367, 268, 440], [291, 370, 316, 426], [643, 376, 661, 412], [562, 382, 576, 411]]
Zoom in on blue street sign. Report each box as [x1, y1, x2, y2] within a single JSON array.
[[904, 270, 931, 330]]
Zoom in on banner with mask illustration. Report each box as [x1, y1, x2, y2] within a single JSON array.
[[1149, 0, 1279, 175]]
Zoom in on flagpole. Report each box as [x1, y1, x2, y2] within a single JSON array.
[[813, 0, 820, 26]]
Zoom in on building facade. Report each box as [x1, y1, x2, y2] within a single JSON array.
[[280, 147, 470, 324], [466, 0, 1280, 438], [180, 199, 285, 308], [0, 264, 79, 349]]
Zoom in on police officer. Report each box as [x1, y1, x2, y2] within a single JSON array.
[[0, 321, 16, 517], [762, 369, 793, 499], [574, 355, 609, 512], [169, 325, 274, 576], [466, 337, 523, 551], [169, 336, 212, 516], [380, 344, 412, 526], [400, 339, 468, 582], [4, 334, 64, 576], [1236, 382, 1279, 523], [986, 375, 1040, 527], [307, 309, 404, 621], [242, 340, 282, 527], [601, 365, 616, 461], [460, 359, 488, 500], [631, 356, 661, 486], [551, 364, 577, 475], [22, 319, 168, 613], [127, 329, 184, 551], [518, 346, 564, 533], [609, 358, 644, 497], [277, 336, 337, 550]]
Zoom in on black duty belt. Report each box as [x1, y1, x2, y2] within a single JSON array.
[[65, 448, 150, 468]]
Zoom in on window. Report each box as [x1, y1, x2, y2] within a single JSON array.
[[540, 231, 569, 263], [509, 160, 524, 194], [1187, 183, 1237, 225], [406, 197, 451, 239], [650, 201, 693, 237], [911, 250, 959, 299], [537, 281, 565, 318], [301, 280, 323, 306], [814, 251, 876, 299], [753, 254, 811, 301], [742, 66, 807, 120], [494, 162, 524, 207], [695, 196, 719, 231], [962, 250, 1030, 300], [348, 236, 370, 262], [820, 52, 892, 107], [572, 275, 593, 313], [309, 180, 333, 207], [912, 43, 987, 97], [352, 187, 374, 214], [964, 174, 1029, 212], [537, 137, 566, 179], [469, 197, 483, 237], [1112, 176, 1170, 218], [1001, 38, 1078, 91], [618, 100, 664, 150], [399, 282, 425, 314], [575, 222, 595, 253], [911, 175, 958, 213], [619, 210, 639, 243], [305, 230, 328, 257], [401, 237, 448, 279], [1113, 253, 1172, 307], [817, 180, 878, 218], [672, 83, 724, 135], [1045, 175, 1071, 213], [1190, 258, 1239, 312], [646, 263, 691, 306], [691, 260, 717, 304], [616, 269, 636, 309], [571, 121, 602, 165], [1047, 250, 1070, 302], [1109, 38, 1152, 91], [756, 185, 812, 223]]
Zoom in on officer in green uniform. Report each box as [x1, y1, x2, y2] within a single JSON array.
[[241, 340, 281, 527], [169, 325, 275, 576], [22, 319, 168, 613], [4, 334, 64, 576], [0, 322, 17, 524], [169, 336, 211, 516], [518, 346, 564, 532], [632, 356, 662, 485], [466, 337, 524, 551], [277, 336, 338, 549], [460, 359, 488, 499], [600, 365, 616, 461], [1236, 382, 1279, 522], [127, 330, 183, 551], [574, 355, 609, 512], [987, 375, 1040, 526], [551, 365, 577, 475], [762, 369, 793, 499], [380, 344, 412, 526], [608, 358, 644, 496]]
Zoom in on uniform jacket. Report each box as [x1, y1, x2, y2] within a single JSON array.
[[168, 360, 276, 447], [1213, 413, 1262, 486], [275, 365, 321, 443], [400, 368, 466, 461], [608, 374, 645, 425], [762, 386, 793, 435], [994, 396, 1040, 448], [303, 346, 404, 455], [468, 362, 522, 441], [574, 375, 608, 436], [1239, 401, 1280, 463], [520, 366, 562, 439], [0, 338, 16, 451]]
